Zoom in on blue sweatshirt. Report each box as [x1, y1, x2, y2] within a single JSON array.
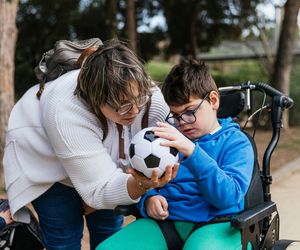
[[137, 118, 254, 222]]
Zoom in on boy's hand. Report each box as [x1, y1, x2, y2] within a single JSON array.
[[153, 122, 195, 158], [145, 195, 169, 220]]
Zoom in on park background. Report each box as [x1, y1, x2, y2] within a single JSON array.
[[2, 0, 300, 180], [0, 0, 300, 248]]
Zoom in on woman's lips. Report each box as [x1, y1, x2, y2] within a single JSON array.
[[123, 116, 136, 122]]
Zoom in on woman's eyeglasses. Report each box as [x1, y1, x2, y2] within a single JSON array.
[[116, 95, 150, 115], [165, 93, 209, 126]]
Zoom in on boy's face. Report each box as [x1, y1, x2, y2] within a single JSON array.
[[169, 91, 220, 140]]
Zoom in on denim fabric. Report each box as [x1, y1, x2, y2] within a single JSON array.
[[32, 182, 123, 250]]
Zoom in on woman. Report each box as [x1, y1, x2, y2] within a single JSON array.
[[3, 39, 178, 250]]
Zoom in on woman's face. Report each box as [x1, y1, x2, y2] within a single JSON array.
[[100, 81, 145, 126]]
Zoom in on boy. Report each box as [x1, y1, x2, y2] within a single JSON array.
[[97, 59, 254, 250]]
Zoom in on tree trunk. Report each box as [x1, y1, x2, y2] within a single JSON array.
[[272, 0, 300, 128], [126, 0, 137, 55], [0, 0, 18, 184], [162, 0, 198, 58]]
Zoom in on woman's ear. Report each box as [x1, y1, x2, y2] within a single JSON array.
[[209, 91, 220, 110]]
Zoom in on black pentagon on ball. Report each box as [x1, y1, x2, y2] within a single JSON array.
[[170, 147, 178, 157], [144, 154, 160, 168], [144, 130, 159, 142], [129, 144, 135, 159]]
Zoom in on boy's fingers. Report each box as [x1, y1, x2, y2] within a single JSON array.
[[171, 164, 179, 179], [161, 198, 168, 211], [154, 130, 175, 140], [162, 166, 172, 183], [150, 169, 159, 186], [156, 121, 170, 127]]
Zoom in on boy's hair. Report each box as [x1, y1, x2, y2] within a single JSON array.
[[162, 58, 218, 106]]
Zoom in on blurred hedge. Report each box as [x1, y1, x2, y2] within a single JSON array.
[[145, 59, 300, 125]]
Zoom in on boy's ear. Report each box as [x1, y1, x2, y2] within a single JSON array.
[[209, 91, 220, 110]]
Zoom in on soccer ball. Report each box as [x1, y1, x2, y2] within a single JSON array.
[[128, 127, 179, 178]]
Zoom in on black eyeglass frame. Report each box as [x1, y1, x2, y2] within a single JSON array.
[[165, 93, 210, 126]]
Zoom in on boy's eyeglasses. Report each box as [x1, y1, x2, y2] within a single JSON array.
[[116, 95, 150, 115], [165, 93, 209, 126]]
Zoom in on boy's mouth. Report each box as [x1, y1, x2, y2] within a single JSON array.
[[182, 127, 194, 135]]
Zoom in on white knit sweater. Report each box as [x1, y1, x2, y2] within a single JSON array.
[[3, 70, 169, 223]]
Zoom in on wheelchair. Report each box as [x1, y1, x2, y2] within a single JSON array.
[[115, 82, 299, 250]]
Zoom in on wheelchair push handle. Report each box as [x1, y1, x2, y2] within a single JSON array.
[[219, 82, 294, 109], [253, 82, 294, 109]]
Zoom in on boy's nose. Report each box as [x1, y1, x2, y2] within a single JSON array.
[[178, 118, 186, 126]]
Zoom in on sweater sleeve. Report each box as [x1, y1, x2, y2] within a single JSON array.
[[148, 86, 169, 127], [42, 96, 138, 209], [181, 132, 254, 209]]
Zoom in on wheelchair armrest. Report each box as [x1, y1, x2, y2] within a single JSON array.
[[114, 204, 140, 217], [230, 201, 277, 229]]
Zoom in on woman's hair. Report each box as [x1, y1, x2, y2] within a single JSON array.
[[162, 58, 218, 106], [74, 39, 152, 138]]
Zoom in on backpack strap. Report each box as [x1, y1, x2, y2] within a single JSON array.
[[36, 47, 98, 100], [156, 220, 184, 250], [36, 81, 46, 99], [75, 47, 98, 67]]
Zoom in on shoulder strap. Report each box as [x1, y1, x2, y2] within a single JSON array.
[[156, 220, 184, 250], [141, 98, 151, 129]]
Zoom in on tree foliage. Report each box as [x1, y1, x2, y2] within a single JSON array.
[[73, 0, 118, 41], [15, 0, 80, 98], [160, 0, 265, 57], [14, 0, 268, 98]]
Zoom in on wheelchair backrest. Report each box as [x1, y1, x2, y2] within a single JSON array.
[[217, 91, 264, 209]]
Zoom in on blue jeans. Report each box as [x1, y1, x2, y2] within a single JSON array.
[[32, 182, 123, 250]]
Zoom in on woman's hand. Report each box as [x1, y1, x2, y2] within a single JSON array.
[[127, 163, 179, 200], [153, 122, 195, 158], [145, 195, 169, 220], [82, 201, 96, 215], [128, 163, 179, 191]]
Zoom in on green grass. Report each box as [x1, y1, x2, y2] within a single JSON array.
[[145, 61, 174, 83], [209, 60, 268, 86], [145, 59, 267, 86]]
